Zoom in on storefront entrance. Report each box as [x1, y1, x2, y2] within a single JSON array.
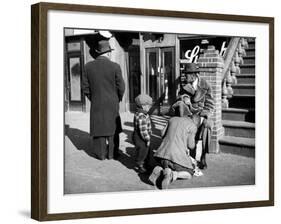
[[145, 47, 175, 105]]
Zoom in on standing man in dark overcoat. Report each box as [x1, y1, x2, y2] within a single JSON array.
[[82, 40, 125, 160]]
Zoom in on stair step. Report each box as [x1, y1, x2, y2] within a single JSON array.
[[229, 94, 255, 109], [240, 64, 255, 67], [233, 93, 255, 97], [232, 84, 255, 95], [222, 108, 249, 121], [245, 49, 255, 56], [247, 38, 255, 43], [240, 64, 255, 73], [246, 46, 256, 50], [243, 55, 255, 58], [223, 120, 255, 128], [242, 56, 255, 64], [223, 120, 255, 138], [236, 74, 255, 84], [219, 136, 255, 157], [222, 107, 255, 123], [247, 42, 255, 49]]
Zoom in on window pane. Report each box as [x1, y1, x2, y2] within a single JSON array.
[[67, 42, 81, 52], [148, 52, 157, 100], [69, 57, 81, 101]]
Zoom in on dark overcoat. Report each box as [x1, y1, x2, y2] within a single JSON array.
[[82, 56, 125, 137], [179, 76, 214, 119]]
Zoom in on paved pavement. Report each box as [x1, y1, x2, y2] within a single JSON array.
[[64, 112, 255, 194]]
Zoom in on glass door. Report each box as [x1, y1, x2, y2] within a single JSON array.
[[65, 40, 86, 112], [160, 47, 175, 105], [145, 47, 175, 105], [146, 48, 159, 102]]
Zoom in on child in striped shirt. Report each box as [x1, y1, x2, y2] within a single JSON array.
[[133, 94, 153, 173]]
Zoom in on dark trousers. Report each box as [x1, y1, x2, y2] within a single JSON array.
[[133, 131, 149, 166], [92, 131, 120, 160], [157, 158, 194, 175]]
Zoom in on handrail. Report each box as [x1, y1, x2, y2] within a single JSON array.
[[222, 37, 241, 79]]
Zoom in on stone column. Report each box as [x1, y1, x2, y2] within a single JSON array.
[[197, 45, 224, 153]]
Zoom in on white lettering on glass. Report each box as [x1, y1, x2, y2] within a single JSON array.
[[184, 45, 200, 63], [220, 41, 227, 57]]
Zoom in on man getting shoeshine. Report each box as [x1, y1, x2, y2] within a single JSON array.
[[178, 63, 214, 169]]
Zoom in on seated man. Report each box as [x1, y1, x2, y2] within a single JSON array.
[[177, 63, 214, 169]]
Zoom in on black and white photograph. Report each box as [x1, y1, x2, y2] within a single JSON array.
[[64, 28, 256, 194]]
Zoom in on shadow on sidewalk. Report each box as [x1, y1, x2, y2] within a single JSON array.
[[65, 125, 97, 158], [119, 127, 161, 187], [117, 127, 138, 170], [65, 124, 161, 187]]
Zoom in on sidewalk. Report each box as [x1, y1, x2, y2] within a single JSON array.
[[64, 112, 255, 194]]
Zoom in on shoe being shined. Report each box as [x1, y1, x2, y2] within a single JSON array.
[[148, 166, 163, 185], [161, 168, 173, 189]]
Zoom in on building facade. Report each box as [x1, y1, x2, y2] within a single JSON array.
[[64, 29, 255, 154]]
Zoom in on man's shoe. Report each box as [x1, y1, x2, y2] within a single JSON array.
[[148, 166, 163, 185], [113, 149, 121, 160], [161, 168, 173, 189]]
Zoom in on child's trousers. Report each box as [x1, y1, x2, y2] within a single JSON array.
[[133, 131, 149, 166]]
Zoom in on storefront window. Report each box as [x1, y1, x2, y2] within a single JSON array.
[[179, 36, 231, 63]]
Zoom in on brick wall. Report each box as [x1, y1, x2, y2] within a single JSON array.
[[197, 46, 224, 153]]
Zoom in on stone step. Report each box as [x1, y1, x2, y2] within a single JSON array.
[[245, 48, 255, 57], [222, 108, 248, 121], [236, 74, 255, 84], [219, 136, 255, 157], [242, 56, 255, 64], [222, 107, 255, 122], [232, 84, 255, 95], [247, 38, 255, 42], [223, 120, 255, 138], [247, 41, 255, 49], [245, 43, 255, 50], [229, 94, 255, 109], [240, 64, 255, 74]]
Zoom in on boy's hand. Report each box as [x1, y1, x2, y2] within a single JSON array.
[[146, 141, 150, 147]]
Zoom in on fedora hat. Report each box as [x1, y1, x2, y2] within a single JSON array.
[[184, 63, 200, 73], [96, 40, 114, 55]]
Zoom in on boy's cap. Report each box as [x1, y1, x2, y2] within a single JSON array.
[[135, 94, 153, 107]]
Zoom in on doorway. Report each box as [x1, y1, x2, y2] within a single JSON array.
[[65, 39, 86, 112], [145, 47, 175, 105], [128, 46, 141, 111]]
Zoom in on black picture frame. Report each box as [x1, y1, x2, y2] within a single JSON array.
[[31, 2, 274, 221]]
